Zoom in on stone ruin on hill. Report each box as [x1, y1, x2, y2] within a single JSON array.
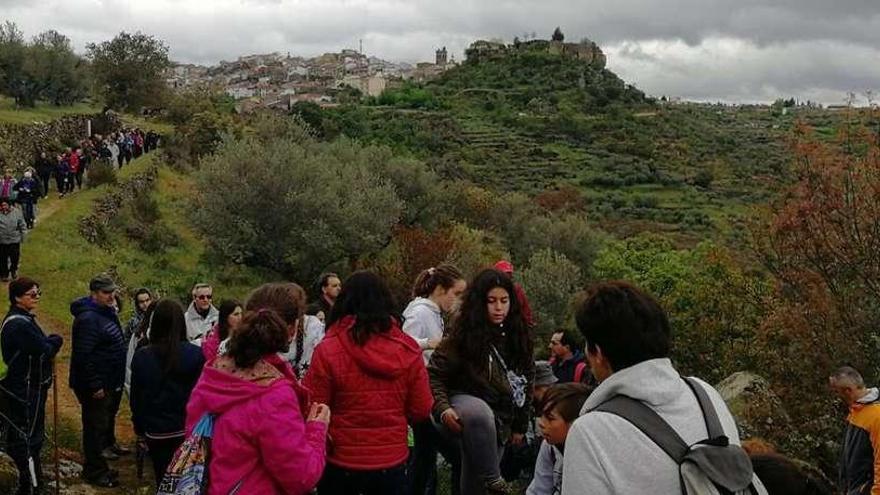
[[465, 37, 607, 68]]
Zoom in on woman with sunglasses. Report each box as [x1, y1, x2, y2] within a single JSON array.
[[0, 277, 64, 495]]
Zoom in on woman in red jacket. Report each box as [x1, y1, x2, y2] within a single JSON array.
[[305, 271, 433, 495]]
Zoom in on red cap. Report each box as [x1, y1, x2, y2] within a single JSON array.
[[494, 260, 514, 274]]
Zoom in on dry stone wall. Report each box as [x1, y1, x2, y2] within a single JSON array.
[[78, 165, 159, 246], [0, 112, 121, 170]]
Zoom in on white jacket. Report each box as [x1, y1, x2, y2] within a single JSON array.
[[562, 358, 741, 494], [402, 297, 443, 365], [184, 302, 218, 344], [280, 315, 325, 376]]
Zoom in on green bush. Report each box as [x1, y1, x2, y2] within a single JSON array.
[[86, 160, 118, 188]]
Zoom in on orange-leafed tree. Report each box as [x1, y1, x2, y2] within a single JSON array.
[[753, 117, 880, 468]]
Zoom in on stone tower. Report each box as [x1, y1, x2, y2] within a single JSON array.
[[436, 46, 448, 66]]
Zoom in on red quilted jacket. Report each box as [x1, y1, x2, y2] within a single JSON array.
[[304, 315, 432, 470]]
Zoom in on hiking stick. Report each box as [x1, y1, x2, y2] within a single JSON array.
[[52, 362, 59, 495]]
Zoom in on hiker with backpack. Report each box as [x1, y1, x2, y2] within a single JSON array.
[[403, 264, 467, 495], [527, 383, 591, 495], [562, 281, 766, 495], [304, 271, 433, 495], [829, 365, 880, 495], [183, 283, 329, 495], [130, 299, 206, 487], [548, 330, 588, 384], [428, 268, 536, 495], [0, 277, 63, 495]]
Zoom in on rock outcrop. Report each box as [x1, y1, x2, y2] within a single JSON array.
[[717, 371, 792, 444]]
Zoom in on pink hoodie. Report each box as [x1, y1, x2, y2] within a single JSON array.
[[185, 353, 327, 495]]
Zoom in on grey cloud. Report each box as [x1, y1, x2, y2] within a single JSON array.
[[1, 0, 878, 103]]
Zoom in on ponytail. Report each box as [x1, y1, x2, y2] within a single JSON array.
[[227, 309, 289, 369], [412, 264, 464, 299]]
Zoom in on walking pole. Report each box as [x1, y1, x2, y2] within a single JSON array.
[[52, 362, 60, 495]]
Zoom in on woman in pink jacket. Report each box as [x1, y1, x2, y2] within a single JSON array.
[[185, 286, 330, 495]]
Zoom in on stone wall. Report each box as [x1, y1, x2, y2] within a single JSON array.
[[78, 165, 159, 246], [0, 112, 121, 171]]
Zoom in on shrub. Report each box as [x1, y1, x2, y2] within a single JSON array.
[[86, 161, 118, 188]]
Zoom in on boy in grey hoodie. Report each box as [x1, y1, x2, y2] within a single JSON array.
[[561, 282, 745, 495]]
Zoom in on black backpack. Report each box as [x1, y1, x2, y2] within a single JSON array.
[[595, 377, 768, 495]]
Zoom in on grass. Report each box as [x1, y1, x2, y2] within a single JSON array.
[[0, 149, 273, 493], [0, 96, 99, 125], [23, 153, 270, 328]]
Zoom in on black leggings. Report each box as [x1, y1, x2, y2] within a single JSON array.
[[145, 436, 184, 486]]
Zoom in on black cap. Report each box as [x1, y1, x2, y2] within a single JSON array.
[[89, 274, 118, 293]]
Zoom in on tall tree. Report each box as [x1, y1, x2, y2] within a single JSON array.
[[26, 30, 88, 105], [552, 27, 565, 42], [0, 21, 31, 105], [87, 31, 171, 112]]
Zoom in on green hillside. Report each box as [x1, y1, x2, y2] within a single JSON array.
[[311, 44, 853, 245]]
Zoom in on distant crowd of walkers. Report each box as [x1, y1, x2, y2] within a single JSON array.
[[0, 258, 846, 494], [0, 126, 160, 300]]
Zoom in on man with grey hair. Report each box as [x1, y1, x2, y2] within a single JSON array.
[[829, 365, 880, 495], [184, 283, 218, 344]]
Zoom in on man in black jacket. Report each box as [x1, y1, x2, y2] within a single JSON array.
[[69, 274, 127, 488], [0, 277, 63, 495]]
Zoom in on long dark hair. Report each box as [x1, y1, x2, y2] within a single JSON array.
[[327, 271, 397, 346], [149, 299, 187, 374], [441, 268, 532, 372], [217, 299, 242, 341]]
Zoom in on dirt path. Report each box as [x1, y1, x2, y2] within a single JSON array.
[[3, 175, 153, 493]]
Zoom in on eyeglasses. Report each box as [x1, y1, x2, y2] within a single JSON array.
[[24, 290, 42, 299], [196, 294, 213, 300]]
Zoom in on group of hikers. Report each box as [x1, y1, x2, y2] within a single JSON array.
[[0, 126, 160, 309], [0, 258, 862, 494]]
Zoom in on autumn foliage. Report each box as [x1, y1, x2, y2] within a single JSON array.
[[753, 118, 880, 467]]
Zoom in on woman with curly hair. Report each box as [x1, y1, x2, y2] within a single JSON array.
[[428, 268, 535, 495]]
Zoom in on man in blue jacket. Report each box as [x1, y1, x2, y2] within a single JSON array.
[[69, 274, 127, 488]]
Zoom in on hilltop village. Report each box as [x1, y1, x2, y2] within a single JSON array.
[[165, 37, 606, 112]]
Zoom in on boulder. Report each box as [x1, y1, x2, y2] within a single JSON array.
[[716, 371, 791, 443], [0, 452, 19, 494]]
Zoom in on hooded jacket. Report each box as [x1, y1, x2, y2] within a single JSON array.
[[561, 358, 741, 494], [402, 297, 444, 365], [69, 297, 126, 393], [184, 302, 219, 344], [304, 315, 432, 470], [185, 353, 327, 495], [839, 387, 880, 495]]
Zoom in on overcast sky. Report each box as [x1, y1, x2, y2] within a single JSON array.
[[3, 0, 879, 104]]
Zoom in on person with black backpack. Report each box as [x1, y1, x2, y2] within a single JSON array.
[[562, 281, 766, 495]]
